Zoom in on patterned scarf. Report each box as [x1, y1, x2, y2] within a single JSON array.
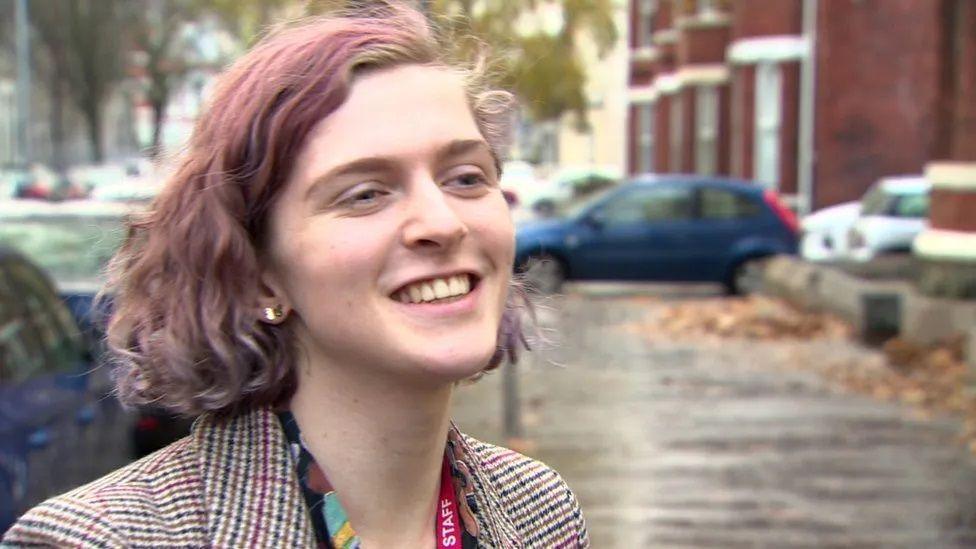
[[277, 411, 479, 548]]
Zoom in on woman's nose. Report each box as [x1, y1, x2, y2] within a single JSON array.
[[401, 181, 469, 251]]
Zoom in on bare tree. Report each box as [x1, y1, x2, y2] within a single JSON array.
[[131, 0, 197, 159], [31, 0, 127, 162]]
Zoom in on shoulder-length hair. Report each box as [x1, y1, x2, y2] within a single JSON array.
[[104, 2, 527, 418]]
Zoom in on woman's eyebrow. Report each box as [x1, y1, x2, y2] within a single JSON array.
[[304, 157, 396, 202], [436, 139, 499, 176], [304, 139, 495, 202], [435, 139, 492, 162]]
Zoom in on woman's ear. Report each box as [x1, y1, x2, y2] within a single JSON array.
[[257, 267, 292, 325]]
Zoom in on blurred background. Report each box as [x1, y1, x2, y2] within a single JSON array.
[[2, 0, 976, 546]]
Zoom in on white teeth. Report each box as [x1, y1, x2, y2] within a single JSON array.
[[408, 285, 422, 303], [433, 279, 450, 299], [448, 276, 463, 295], [397, 274, 473, 304]]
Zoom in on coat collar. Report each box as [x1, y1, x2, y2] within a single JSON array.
[[193, 407, 521, 548], [195, 407, 315, 547]]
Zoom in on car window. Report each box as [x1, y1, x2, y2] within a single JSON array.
[[860, 185, 896, 216], [596, 186, 695, 226], [5, 259, 85, 375], [893, 193, 929, 218], [0, 215, 126, 285], [700, 188, 761, 219]]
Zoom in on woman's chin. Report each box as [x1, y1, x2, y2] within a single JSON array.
[[404, 345, 498, 383]]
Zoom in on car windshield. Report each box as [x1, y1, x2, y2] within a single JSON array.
[[0, 213, 126, 286], [560, 185, 619, 219], [860, 185, 895, 216]]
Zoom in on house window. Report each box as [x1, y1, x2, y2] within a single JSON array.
[[669, 94, 684, 172], [695, 86, 718, 175], [636, 102, 654, 173], [753, 62, 782, 188], [637, 0, 657, 48]]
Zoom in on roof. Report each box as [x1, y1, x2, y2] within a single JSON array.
[[0, 199, 142, 220], [877, 175, 929, 194], [629, 173, 765, 194]]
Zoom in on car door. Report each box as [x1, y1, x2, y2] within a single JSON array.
[[686, 186, 766, 280], [0, 257, 94, 508], [570, 184, 698, 280], [0, 259, 56, 528], [0, 262, 36, 532], [883, 192, 930, 251]]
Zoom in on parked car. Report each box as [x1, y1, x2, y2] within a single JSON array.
[[0, 200, 133, 338], [800, 201, 861, 261], [846, 175, 930, 261], [0, 200, 192, 461], [531, 165, 621, 218], [0, 248, 130, 534], [515, 175, 799, 294]]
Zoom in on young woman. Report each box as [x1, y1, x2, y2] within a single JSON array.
[[2, 3, 587, 548]]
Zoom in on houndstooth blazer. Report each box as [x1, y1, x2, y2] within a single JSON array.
[[2, 407, 588, 548]]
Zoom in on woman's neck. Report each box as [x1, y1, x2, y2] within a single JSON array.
[[288, 357, 454, 548]]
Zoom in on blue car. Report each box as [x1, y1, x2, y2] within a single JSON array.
[[0, 248, 130, 533], [0, 200, 191, 464], [515, 175, 799, 294]]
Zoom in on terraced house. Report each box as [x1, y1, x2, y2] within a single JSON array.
[[626, 0, 976, 296]]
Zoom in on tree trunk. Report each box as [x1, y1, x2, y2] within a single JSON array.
[[48, 69, 66, 171], [83, 101, 104, 162], [150, 99, 166, 159]]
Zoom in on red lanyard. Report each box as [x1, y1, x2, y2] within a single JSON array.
[[437, 457, 462, 549]]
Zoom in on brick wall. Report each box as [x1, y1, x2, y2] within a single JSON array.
[[930, 189, 976, 232], [813, 0, 943, 209], [730, 64, 755, 179], [627, 103, 638, 174], [680, 86, 696, 173], [678, 24, 731, 65], [779, 62, 801, 195], [718, 84, 732, 175], [732, 0, 801, 38], [655, 94, 672, 172]]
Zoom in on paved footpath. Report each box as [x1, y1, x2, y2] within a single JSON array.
[[452, 284, 976, 548]]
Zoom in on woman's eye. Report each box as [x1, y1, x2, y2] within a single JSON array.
[[446, 172, 489, 190], [338, 187, 387, 209]]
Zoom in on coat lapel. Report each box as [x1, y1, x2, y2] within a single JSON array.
[[195, 408, 315, 548], [194, 408, 519, 548], [450, 425, 522, 548]]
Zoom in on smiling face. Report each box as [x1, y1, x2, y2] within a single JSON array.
[[261, 64, 515, 384]]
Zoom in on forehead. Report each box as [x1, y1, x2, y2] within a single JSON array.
[[297, 64, 485, 171]]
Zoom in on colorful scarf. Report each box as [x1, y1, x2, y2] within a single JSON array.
[[277, 411, 479, 548]]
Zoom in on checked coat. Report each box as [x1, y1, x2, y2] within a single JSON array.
[[1, 408, 589, 548]]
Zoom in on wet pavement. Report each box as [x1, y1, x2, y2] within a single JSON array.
[[452, 283, 976, 548]]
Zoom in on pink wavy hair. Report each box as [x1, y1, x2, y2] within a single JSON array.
[[103, 2, 529, 418]]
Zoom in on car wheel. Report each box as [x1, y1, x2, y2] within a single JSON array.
[[520, 254, 566, 294], [726, 258, 767, 296]]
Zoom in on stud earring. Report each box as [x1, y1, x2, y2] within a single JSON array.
[[263, 305, 284, 322]]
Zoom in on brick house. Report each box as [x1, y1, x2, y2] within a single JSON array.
[[626, 0, 974, 215], [913, 1, 976, 298]]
